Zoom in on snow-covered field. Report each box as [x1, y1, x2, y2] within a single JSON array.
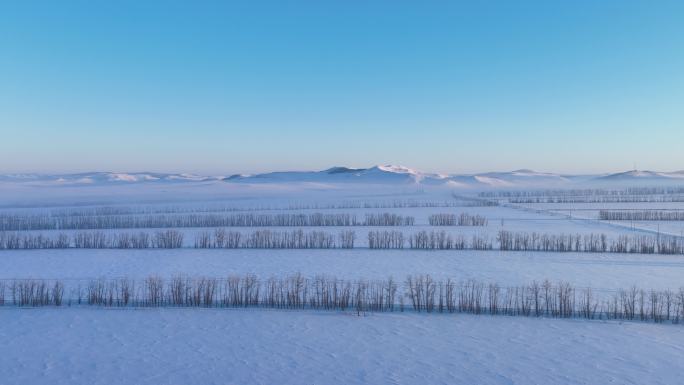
[[1, 308, 682, 385], [2, 173, 684, 384], [2, 248, 683, 291]]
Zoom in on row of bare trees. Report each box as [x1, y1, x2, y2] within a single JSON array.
[[480, 187, 684, 198], [510, 196, 684, 203], [194, 229, 355, 249], [5, 229, 684, 254], [0, 230, 184, 249], [0, 212, 416, 231], [367, 230, 495, 250], [458, 213, 488, 226], [3, 275, 684, 323], [407, 231, 493, 250], [368, 231, 405, 249], [428, 213, 488, 226], [599, 210, 684, 221], [200, 230, 494, 251], [196, 229, 343, 249], [480, 187, 684, 203], [0, 280, 64, 306], [363, 213, 415, 226], [496, 230, 684, 254]]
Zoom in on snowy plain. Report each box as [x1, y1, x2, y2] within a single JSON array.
[[2, 169, 684, 384], [1, 308, 682, 385], [2, 248, 684, 292]]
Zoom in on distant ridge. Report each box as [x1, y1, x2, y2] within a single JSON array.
[[0, 172, 219, 185], [2, 166, 684, 188], [222, 165, 572, 187], [596, 170, 684, 181]]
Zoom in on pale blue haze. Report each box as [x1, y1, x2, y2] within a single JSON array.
[[1, 1, 682, 174]]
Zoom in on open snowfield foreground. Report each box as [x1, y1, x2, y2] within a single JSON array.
[[1, 308, 682, 385]]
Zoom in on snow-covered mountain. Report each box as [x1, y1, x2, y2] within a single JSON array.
[[596, 170, 684, 181], [223, 165, 443, 184], [0, 172, 220, 185], [3, 167, 684, 189], [223, 165, 577, 188]]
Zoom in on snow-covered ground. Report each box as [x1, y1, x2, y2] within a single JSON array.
[[1, 308, 682, 385], [2, 172, 684, 384], [2, 248, 683, 292]]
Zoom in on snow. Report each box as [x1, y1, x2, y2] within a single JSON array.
[[599, 170, 684, 180], [473, 175, 515, 187], [6, 165, 684, 189], [2, 248, 683, 292], [373, 164, 419, 174], [0, 308, 681, 385], [0, 172, 220, 186], [2, 173, 684, 384]]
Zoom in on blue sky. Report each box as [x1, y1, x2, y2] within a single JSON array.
[[1, 0, 683, 175]]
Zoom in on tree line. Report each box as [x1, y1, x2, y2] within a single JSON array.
[[510, 196, 684, 203], [599, 210, 684, 221], [479, 187, 684, 198], [0, 212, 415, 231], [496, 230, 684, 254], [3, 274, 684, 324], [0, 230, 184, 249], [20, 199, 465, 219], [4, 229, 684, 254], [428, 213, 488, 226], [194, 229, 348, 249]]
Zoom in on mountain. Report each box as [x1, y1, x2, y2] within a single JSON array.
[[0, 172, 219, 185], [223, 165, 443, 184], [223, 165, 577, 188], [596, 170, 684, 181], [3, 167, 684, 189]]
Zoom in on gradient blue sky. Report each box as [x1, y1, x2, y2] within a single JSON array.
[[1, 0, 683, 175]]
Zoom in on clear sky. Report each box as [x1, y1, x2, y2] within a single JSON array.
[[1, 0, 683, 175]]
